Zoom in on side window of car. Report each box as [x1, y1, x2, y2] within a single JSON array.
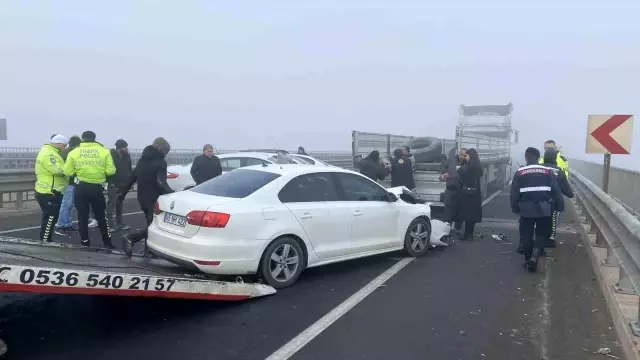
[[221, 158, 241, 172], [335, 173, 388, 202], [243, 157, 268, 167], [278, 173, 339, 203]]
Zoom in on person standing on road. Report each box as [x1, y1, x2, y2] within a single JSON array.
[[106, 139, 132, 231], [63, 131, 116, 249], [120, 137, 174, 257], [401, 146, 416, 172], [297, 146, 308, 155], [539, 140, 568, 178], [455, 148, 483, 241], [391, 148, 415, 190], [511, 147, 564, 272], [190, 144, 222, 185], [542, 147, 573, 250], [54, 135, 81, 236], [35, 135, 68, 242], [440, 147, 464, 235]]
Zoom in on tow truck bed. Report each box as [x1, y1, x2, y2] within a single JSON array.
[[0, 236, 276, 300]]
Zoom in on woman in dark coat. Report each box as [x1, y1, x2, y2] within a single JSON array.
[[441, 147, 462, 233], [456, 148, 483, 240], [391, 148, 415, 190]]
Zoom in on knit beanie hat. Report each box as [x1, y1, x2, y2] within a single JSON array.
[[152, 137, 171, 155], [115, 139, 128, 149]]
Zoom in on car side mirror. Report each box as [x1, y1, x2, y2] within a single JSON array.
[[387, 192, 398, 202]]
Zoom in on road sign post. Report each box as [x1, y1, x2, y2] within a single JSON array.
[[586, 114, 634, 193]]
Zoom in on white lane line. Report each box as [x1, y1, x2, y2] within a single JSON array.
[[482, 188, 503, 206], [267, 187, 508, 359], [0, 211, 143, 235], [265, 257, 414, 360]]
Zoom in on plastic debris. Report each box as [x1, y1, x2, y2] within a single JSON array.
[[585, 347, 620, 359], [459, 331, 467, 336]]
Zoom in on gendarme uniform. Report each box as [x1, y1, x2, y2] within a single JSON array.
[[510, 164, 564, 272], [34, 143, 67, 242], [63, 141, 116, 247]]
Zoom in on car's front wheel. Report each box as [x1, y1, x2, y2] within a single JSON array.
[[404, 217, 431, 257], [259, 237, 304, 289]]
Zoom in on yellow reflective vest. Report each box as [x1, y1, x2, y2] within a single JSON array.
[[35, 144, 67, 195], [539, 152, 568, 178], [63, 142, 116, 184]]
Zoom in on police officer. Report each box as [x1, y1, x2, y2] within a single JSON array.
[[511, 147, 564, 272], [63, 131, 116, 248], [35, 134, 68, 242], [538, 140, 568, 178]]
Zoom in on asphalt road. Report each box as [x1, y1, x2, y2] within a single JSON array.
[[0, 191, 623, 360]]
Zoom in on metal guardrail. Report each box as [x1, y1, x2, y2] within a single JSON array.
[[0, 154, 353, 208], [570, 170, 640, 336]]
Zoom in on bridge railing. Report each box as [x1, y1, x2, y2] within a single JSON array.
[[570, 170, 640, 336]]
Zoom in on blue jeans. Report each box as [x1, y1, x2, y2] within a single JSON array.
[[55, 185, 75, 229], [55, 185, 95, 229]]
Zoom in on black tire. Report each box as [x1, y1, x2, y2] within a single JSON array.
[[404, 217, 431, 257], [259, 237, 305, 289]]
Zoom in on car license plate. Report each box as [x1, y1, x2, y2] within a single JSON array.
[[164, 213, 187, 227]]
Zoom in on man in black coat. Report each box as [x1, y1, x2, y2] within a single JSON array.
[[120, 137, 174, 257], [107, 139, 132, 231], [190, 144, 222, 185], [359, 150, 389, 182], [391, 148, 415, 190]]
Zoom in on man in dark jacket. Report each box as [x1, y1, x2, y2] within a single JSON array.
[[54, 135, 82, 235], [107, 139, 132, 231], [542, 147, 573, 249], [391, 148, 415, 190], [120, 137, 174, 257], [359, 150, 389, 181], [190, 144, 222, 185], [511, 147, 564, 272]]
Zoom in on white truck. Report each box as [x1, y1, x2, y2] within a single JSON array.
[[352, 103, 517, 208]]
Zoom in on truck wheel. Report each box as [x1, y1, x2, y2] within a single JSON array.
[[404, 217, 431, 257], [259, 237, 304, 289]]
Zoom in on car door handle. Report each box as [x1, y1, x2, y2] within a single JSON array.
[[300, 213, 312, 220], [352, 210, 363, 216]]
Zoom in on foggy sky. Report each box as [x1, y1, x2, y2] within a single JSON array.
[[1, 1, 639, 169]]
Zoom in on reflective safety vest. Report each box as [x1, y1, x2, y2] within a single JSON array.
[[35, 144, 67, 195], [63, 141, 116, 184], [539, 152, 568, 178]]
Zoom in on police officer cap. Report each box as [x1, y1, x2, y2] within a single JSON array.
[[115, 139, 128, 149]]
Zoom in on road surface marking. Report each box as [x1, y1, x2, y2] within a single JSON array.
[[0, 211, 143, 235], [268, 187, 506, 359], [265, 257, 415, 360]]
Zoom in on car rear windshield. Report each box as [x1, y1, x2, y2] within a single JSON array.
[[189, 169, 281, 198]]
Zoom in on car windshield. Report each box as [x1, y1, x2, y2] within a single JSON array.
[[189, 169, 281, 198], [269, 153, 298, 164]]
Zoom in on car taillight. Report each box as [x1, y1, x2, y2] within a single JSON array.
[[153, 201, 161, 215], [186, 211, 230, 228], [167, 172, 179, 179]]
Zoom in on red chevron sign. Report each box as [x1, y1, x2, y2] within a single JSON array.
[[586, 115, 634, 154]]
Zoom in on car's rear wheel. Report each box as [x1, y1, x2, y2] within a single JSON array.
[[259, 237, 304, 289], [404, 217, 431, 257]]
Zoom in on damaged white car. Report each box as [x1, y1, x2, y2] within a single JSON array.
[[148, 165, 449, 289]]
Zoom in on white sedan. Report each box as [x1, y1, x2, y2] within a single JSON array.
[[166, 151, 302, 191], [147, 165, 439, 289]]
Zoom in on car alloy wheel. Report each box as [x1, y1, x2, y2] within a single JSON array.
[[404, 218, 431, 257], [260, 237, 305, 288]]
